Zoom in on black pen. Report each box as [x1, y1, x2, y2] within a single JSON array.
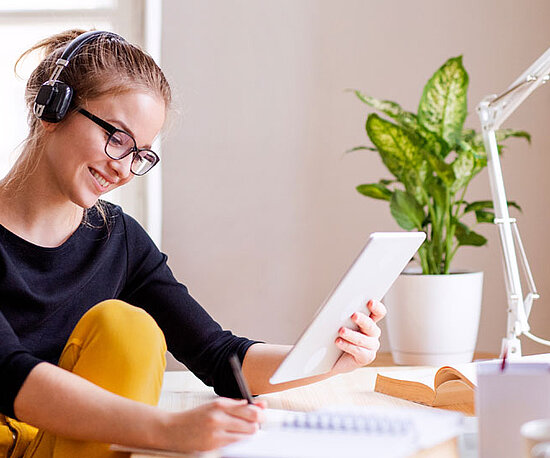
[[229, 353, 254, 404]]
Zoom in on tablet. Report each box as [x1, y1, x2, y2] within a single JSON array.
[[269, 231, 426, 384]]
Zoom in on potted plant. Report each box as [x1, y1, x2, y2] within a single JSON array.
[[349, 56, 530, 365]]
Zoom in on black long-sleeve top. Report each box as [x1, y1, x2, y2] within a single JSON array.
[[0, 202, 258, 418]]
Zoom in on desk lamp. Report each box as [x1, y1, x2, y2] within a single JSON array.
[[477, 47, 550, 358]]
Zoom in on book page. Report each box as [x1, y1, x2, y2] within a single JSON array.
[[432, 379, 475, 414], [435, 362, 477, 388], [377, 367, 439, 390]]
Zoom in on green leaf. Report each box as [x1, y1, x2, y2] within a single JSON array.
[[352, 90, 424, 132], [475, 210, 495, 223], [390, 190, 425, 230], [399, 166, 427, 206], [351, 89, 451, 158], [366, 114, 424, 180], [451, 149, 475, 192], [356, 183, 393, 201], [427, 179, 448, 213], [352, 90, 404, 118], [467, 129, 530, 155], [418, 56, 469, 147], [464, 200, 522, 213], [462, 128, 477, 143], [419, 128, 450, 159], [494, 129, 531, 144], [423, 150, 455, 186], [454, 221, 488, 246], [345, 146, 378, 153], [426, 178, 448, 232]]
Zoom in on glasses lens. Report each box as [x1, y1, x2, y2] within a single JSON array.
[[131, 150, 158, 175], [106, 130, 135, 159]]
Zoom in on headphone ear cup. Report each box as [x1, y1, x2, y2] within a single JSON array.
[[34, 81, 73, 123]]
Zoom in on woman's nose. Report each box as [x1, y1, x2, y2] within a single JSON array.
[[108, 153, 133, 179]]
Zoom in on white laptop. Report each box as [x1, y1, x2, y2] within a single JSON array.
[[270, 231, 426, 384]]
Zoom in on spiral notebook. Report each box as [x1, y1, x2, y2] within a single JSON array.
[[111, 406, 463, 458], [222, 406, 463, 458]]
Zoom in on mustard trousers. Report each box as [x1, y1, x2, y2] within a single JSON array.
[[1, 299, 167, 458]]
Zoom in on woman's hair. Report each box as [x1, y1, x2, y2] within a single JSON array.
[[6, 29, 172, 219]]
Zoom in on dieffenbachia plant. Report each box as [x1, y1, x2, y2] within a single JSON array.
[[349, 56, 530, 274]]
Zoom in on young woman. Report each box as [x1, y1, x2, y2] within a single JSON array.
[[0, 30, 386, 457]]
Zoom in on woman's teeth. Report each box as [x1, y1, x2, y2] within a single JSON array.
[[90, 169, 110, 188]]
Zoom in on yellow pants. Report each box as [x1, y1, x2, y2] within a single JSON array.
[[1, 299, 167, 458]]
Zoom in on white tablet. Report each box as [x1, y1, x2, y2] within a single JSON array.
[[270, 231, 426, 384]]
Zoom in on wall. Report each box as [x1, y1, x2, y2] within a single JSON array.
[[160, 0, 550, 367]]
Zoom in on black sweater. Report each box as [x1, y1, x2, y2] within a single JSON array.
[[0, 202, 257, 418]]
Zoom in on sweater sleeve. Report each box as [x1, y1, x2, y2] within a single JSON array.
[[0, 310, 43, 418], [118, 213, 261, 398]]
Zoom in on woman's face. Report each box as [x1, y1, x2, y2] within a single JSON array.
[[41, 90, 166, 209]]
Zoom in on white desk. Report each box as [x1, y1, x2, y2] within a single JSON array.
[[129, 353, 479, 457]]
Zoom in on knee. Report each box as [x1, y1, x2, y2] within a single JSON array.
[[81, 299, 167, 363], [64, 300, 166, 405]]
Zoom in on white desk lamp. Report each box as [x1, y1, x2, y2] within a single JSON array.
[[477, 47, 550, 358]]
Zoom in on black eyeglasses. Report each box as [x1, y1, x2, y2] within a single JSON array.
[[78, 108, 159, 176]]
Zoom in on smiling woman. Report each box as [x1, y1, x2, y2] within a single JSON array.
[[1, 29, 169, 245], [36, 91, 165, 217], [0, 2, 165, 252], [0, 29, 386, 458]]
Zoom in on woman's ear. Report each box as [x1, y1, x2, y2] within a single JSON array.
[[39, 119, 58, 132]]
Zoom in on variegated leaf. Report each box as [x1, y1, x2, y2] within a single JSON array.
[[366, 114, 423, 180], [418, 56, 468, 147]]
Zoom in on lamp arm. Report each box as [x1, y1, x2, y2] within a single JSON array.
[[476, 46, 550, 357], [480, 47, 550, 131], [477, 122, 529, 358], [510, 222, 539, 319]]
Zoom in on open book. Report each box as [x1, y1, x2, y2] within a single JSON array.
[[375, 363, 477, 415], [374, 353, 550, 415]]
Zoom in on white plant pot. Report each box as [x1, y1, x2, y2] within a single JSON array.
[[384, 270, 483, 366]]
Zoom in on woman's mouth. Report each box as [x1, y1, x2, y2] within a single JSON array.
[[89, 168, 112, 189]]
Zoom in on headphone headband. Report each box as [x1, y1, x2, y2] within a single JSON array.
[[57, 30, 121, 66], [33, 30, 124, 123]]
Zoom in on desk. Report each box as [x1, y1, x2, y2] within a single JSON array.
[[131, 352, 491, 457]]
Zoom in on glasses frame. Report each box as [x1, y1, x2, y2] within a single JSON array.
[[78, 108, 160, 176]]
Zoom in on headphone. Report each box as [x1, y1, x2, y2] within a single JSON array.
[[33, 30, 124, 123]]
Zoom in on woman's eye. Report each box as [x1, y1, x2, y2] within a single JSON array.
[[110, 133, 124, 146]]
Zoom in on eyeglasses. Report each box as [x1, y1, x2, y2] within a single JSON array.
[[78, 108, 160, 176]]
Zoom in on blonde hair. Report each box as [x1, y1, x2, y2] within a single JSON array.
[[6, 29, 172, 221]]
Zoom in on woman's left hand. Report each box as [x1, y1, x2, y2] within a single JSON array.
[[331, 299, 387, 374]]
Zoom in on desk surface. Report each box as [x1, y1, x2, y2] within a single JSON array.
[[128, 352, 494, 457]]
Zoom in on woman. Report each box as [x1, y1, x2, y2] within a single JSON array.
[[0, 29, 386, 457]]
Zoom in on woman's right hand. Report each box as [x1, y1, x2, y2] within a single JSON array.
[[162, 397, 266, 452]]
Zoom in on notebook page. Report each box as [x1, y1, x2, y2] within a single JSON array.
[[222, 406, 463, 458]]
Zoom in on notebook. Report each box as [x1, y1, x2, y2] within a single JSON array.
[[223, 406, 463, 458], [110, 406, 463, 458]]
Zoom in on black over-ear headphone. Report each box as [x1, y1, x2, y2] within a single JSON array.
[[33, 30, 124, 123]]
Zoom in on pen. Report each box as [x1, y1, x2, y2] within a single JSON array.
[[229, 353, 254, 404]]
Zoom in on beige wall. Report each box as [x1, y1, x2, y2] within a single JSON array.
[[160, 0, 550, 367]]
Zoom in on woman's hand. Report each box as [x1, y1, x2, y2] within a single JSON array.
[[162, 397, 266, 452], [331, 299, 387, 374]]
